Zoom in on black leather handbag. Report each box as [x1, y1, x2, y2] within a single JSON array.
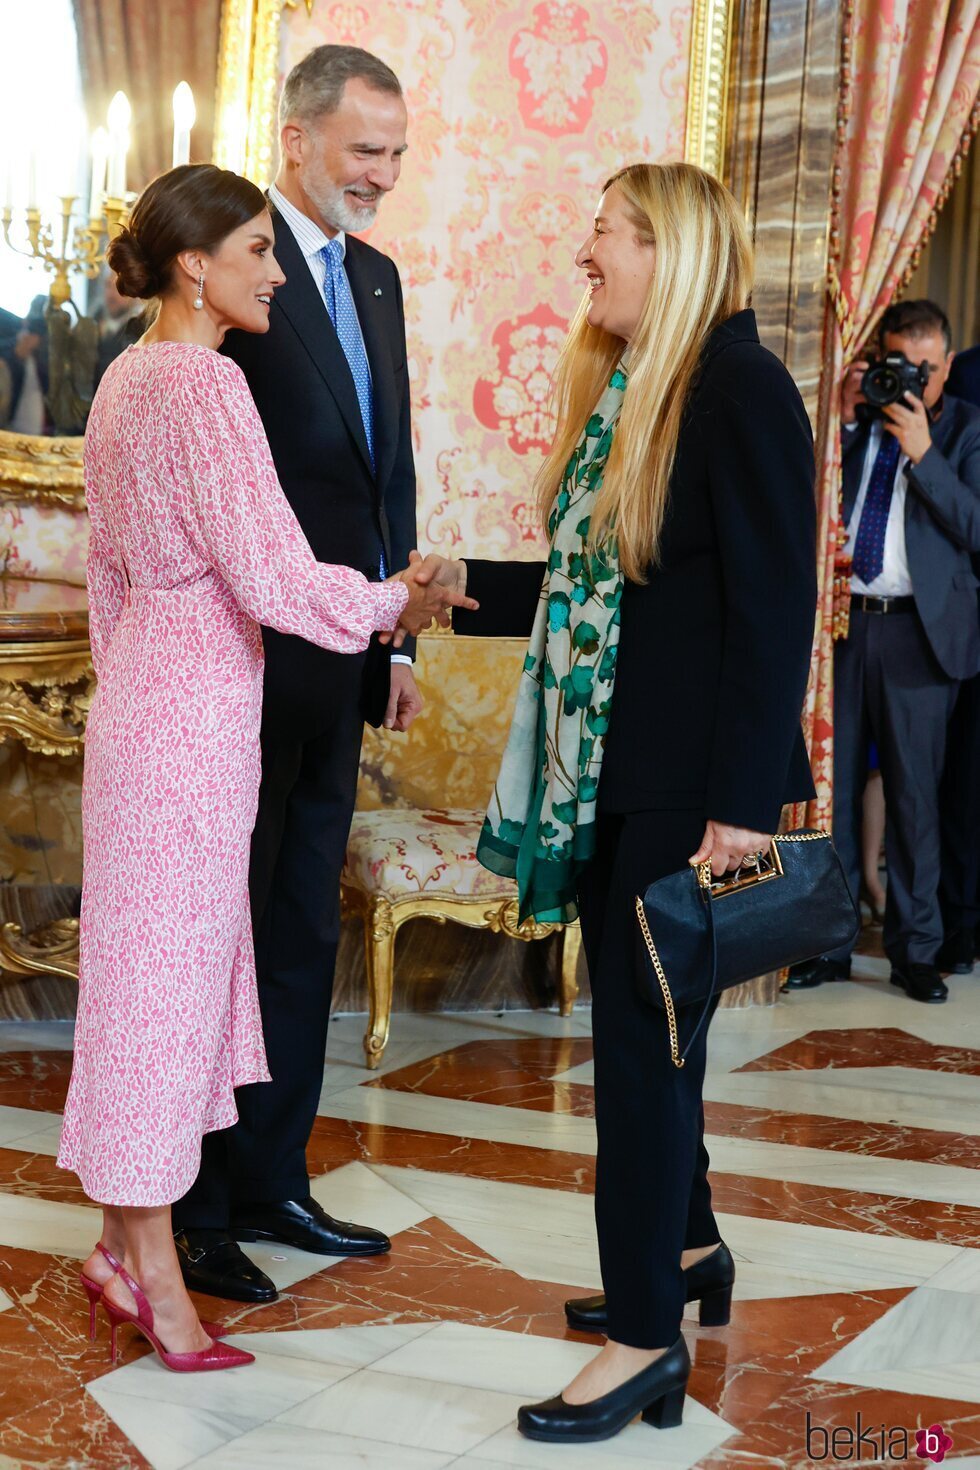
[[635, 830, 860, 1069]]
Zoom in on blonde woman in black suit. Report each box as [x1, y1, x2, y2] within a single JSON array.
[[411, 162, 817, 1443]]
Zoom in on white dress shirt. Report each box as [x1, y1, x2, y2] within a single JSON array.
[[268, 184, 411, 666], [842, 420, 913, 597]]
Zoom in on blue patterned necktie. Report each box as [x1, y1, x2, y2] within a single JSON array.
[[851, 430, 901, 585], [319, 239, 375, 474], [320, 238, 386, 575]]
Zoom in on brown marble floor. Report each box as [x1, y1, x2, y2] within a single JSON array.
[[0, 936, 977, 1467]]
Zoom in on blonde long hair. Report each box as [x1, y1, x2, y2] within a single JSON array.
[[536, 162, 754, 583]]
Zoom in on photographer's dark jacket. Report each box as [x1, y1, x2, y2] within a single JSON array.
[[456, 309, 817, 835], [842, 393, 980, 680]]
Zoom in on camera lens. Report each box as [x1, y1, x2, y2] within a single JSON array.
[[863, 365, 900, 407]]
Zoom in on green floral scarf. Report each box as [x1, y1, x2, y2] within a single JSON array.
[[477, 363, 627, 923]]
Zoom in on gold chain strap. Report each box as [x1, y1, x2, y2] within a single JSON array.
[[634, 895, 685, 1069], [633, 832, 829, 1071]]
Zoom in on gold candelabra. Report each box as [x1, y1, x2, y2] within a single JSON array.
[[1, 196, 129, 310]]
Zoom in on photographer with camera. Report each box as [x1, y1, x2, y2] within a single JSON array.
[[789, 299, 980, 1003]]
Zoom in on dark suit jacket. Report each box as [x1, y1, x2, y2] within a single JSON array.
[[222, 204, 417, 727], [842, 394, 980, 680], [949, 346, 980, 410], [456, 309, 817, 833]]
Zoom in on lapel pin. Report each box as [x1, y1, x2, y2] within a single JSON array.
[[374, 287, 383, 297]]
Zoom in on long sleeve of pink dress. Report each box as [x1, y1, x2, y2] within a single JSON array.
[[57, 342, 408, 1205]]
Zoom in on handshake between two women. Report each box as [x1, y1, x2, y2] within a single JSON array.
[[383, 551, 472, 646]]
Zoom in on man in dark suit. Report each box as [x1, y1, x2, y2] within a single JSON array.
[[938, 343, 980, 973], [173, 45, 422, 1301], [790, 300, 980, 1002]]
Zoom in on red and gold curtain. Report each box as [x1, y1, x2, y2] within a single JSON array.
[[72, 0, 223, 189], [801, 0, 980, 826]]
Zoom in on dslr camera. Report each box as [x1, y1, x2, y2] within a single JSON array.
[[858, 352, 929, 421]]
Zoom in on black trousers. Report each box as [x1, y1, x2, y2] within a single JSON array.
[[940, 670, 980, 937], [578, 808, 719, 1349], [830, 608, 959, 966], [173, 648, 368, 1229]]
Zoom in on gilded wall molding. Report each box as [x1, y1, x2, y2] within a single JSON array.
[[0, 431, 85, 509], [214, 0, 285, 185], [685, 0, 737, 178]]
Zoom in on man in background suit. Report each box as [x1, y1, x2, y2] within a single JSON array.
[[790, 299, 980, 1002], [938, 343, 980, 973], [173, 45, 422, 1301]]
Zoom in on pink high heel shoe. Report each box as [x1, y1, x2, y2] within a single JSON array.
[[101, 1265, 253, 1372], [80, 1243, 225, 1344]]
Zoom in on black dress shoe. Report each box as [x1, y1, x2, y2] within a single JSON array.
[[784, 956, 851, 989], [937, 929, 976, 975], [518, 1336, 690, 1442], [174, 1229, 278, 1303], [565, 1242, 735, 1335], [231, 1197, 391, 1256], [890, 962, 948, 1003]]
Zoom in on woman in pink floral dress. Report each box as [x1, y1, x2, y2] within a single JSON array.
[[56, 165, 465, 1371]]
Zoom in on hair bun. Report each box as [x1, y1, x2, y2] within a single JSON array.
[[106, 227, 161, 300]]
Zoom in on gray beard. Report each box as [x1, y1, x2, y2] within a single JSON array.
[[312, 178, 380, 235]]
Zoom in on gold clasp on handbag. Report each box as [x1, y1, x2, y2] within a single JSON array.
[[696, 841, 784, 899]]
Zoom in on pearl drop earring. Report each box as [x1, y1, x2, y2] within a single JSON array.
[[194, 273, 205, 310]]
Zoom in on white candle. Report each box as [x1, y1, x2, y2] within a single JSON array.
[[27, 151, 37, 208], [3, 161, 11, 212], [89, 126, 108, 219], [172, 82, 195, 168], [107, 91, 131, 196]]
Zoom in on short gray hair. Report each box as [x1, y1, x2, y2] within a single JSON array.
[[279, 45, 402, 130]]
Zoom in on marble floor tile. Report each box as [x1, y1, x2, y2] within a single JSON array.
[[319, 1084, 599, 1155], [281, 1367, 524, 1454], [0, 1188, 99, 1258], [706, 1097, 980, 1170], [0, 1145, 87, 1205], [310, 1159, 435, 1238], [321, 1079, 980, 1207], [812, 1284, 980, 1402], [739, 1026, 980, 1075], [705, 1135, 980, 1207], [0, 1286, 12, 1313], [188, 1423, 455, 1469], [375, 1322, 598, 1397], [707, 1065, 980, 1135], [90, 1335, 354, 1418], [374, 1038, 595, 1115], [925, 1249, 980, 1292], [0, 1103, 64, 1154], [367, 1165, 968, 1298], [241, 1321, 437, 1368], [83, 1391, 257, 1470], [0, 1048, 74, 1110]]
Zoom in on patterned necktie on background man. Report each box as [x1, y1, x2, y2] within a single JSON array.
[[851, 429, 901, 585]]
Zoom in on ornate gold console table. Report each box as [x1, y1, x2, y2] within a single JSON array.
[[0, 579, 89, 981]]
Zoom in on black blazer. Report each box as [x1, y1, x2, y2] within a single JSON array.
[[456, 309, 817, 833], [949, 346, 980, 409], [222, 204, 417, 727], [842, 394, 980, 680]]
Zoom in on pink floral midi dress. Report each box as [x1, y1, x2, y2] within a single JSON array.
[[57, 342, 407, 1206]]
